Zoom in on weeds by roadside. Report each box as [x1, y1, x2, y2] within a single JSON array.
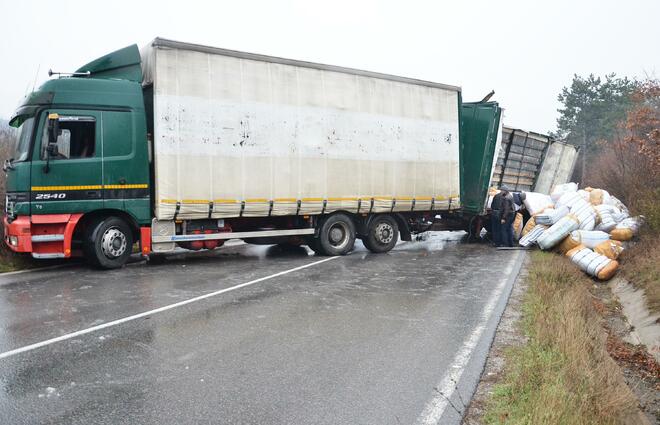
[[620, 233, 660, 316], [0, 224, 35, 272], [484, 251, 639, 425], [0, 246, 33, 272]]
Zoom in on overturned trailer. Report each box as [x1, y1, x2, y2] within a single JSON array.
[[492, 127, 579, 193]]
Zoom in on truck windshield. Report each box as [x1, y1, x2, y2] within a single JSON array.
[[11, 117, 35, 162]]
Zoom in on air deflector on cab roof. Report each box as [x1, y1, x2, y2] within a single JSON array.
[[75, 44, 142, 82]]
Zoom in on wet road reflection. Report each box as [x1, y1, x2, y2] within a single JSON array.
[[0, 231, 514, 425]]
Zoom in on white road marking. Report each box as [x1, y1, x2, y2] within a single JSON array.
[[415, 252, 522, 425], [0, 256, 340, 360], [0, 263, 73, 278]]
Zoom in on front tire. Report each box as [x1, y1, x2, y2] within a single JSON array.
[[363, 215, 399, 253], [83, 216, 133, 269]]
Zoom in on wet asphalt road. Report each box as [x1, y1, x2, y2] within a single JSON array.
[[0, 233, 524, 425]]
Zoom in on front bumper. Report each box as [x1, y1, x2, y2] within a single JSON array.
[[3, 215, 32, 252]]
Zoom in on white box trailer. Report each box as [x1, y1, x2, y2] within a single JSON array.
[[141, 38, 462, 222]]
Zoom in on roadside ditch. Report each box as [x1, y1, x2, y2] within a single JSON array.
[[462, 251, 659, 425]]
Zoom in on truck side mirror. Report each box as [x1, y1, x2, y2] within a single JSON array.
[[44, 113, 60, 173], [47, 113, 60, 145]]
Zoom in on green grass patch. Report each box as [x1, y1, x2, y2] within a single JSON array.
[[484, 251, 638, 425], [0, 251, 33, 273]]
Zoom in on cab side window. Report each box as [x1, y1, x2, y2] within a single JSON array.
[[41, 116, 96, 160]]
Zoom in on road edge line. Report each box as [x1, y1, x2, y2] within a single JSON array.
[[415, 250, 526, 425]]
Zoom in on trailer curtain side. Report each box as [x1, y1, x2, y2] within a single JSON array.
[[142, 38, 461, 220]]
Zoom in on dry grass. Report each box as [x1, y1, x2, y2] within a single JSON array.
[[620, 233, 660, 315], [619, 179, 660, 315], [0, 240, 32, 272], [484, 252, 639, 424], [0, 221, 36, 272]]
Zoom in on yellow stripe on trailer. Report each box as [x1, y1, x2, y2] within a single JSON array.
[[181, 199, 210, 204], [157, 196, 454, 207]]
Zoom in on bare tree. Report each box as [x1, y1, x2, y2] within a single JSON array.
[[0, 119, 16, 205]]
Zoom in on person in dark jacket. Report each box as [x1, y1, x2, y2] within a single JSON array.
[[490, 188, 505, 246], [500, 189, 516, 247]]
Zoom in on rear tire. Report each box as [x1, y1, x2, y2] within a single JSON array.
[[363, 215, 399, 253], [83, 216, 133, 269], [316, 213, 356, 256]]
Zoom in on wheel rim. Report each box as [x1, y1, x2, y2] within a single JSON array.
[[374, 222, 394, 244], [327, 222, 350, 250], [101, 227, 128, 259]]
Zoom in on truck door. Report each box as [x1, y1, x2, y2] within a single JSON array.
[[100, 110, 150, 221], [30, 109, 103, 215]]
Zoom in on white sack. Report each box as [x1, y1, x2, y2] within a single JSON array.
[[577, 189, 590, 202], [537, 214, 580, 250], [606, 196, 630, 218], [551, 182, 579, 202], [588, 189, 611, 206], [535, 205, 570, 225], [519, 225, 547, 247], [567, 246, 617, 280], [595, 204, 618, 232], [555, 191, 582, 210], [523, 192, 554, 216], [569, 199, 597, 230], [569, 230, 610, 249], [616, 216, 644, 233]]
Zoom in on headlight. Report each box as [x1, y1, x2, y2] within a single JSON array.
[[9, 236, 18, 246]]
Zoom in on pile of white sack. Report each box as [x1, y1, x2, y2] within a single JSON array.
[[517, 183, 643, 281]]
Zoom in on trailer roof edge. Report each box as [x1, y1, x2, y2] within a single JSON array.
[[150, 37, 462, 93]]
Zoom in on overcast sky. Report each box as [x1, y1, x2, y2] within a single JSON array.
[[1, 0, 658, 133]]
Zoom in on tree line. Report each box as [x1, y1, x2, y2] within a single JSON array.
[[554, 74, 659, 231], [0, 120, 14, 201]]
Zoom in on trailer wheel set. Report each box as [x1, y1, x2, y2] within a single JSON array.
[[310, 212, 400, 256], [77, 212, 408, 268]]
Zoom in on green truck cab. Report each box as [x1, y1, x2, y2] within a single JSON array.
[[4, 40, 502, 269], [5, 46, 150, 267]]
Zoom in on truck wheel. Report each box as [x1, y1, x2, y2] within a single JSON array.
[[317, 213, 356, 256], [363, 215, 399, 253], [83, 216, 133, 269]]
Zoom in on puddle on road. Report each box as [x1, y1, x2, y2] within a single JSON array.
[[392, 231, 467, 252]]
